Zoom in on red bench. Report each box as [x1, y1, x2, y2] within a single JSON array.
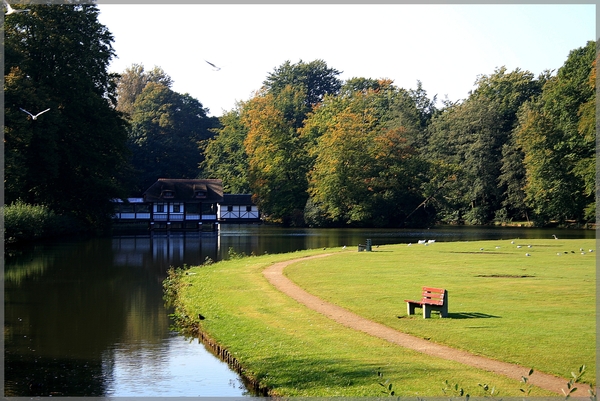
[[405, 287, 448, 318]]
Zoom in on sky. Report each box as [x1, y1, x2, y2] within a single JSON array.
[[96, 3, 596, 117]]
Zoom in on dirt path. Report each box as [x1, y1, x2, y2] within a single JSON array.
[[262, 253, 569, 395]]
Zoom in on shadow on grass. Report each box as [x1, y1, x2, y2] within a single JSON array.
[[447, 312, 501, 319], [397, 312, 501, 319]]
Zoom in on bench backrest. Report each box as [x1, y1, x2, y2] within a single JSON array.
[[421, 287, 446, 306]]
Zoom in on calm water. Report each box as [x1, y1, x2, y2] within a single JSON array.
[[4, 225, 595, 396]]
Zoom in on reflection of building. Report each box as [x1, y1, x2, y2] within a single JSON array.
[[217, 194, 260, 223], [112, 234, 219, 269]]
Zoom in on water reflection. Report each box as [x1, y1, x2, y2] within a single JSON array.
[[4, 225, 594, 396], [102, 335, 248, 397]]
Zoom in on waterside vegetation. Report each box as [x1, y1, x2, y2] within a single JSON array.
[[166, 238, 595, 397]]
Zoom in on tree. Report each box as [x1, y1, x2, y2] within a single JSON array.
[[200, 107, 250, 194], [127, 82, 217, 194], [242, 87, 310, 225], [515, 41, 596, 224], [263, 59, 342, 110], [240, 60, 342, 225], [427, 97, 505, 224], [116, 64, 173, 117], [426, 67, 544, 224], [4, 3, 130, 228], [303, 80, 426, 227]]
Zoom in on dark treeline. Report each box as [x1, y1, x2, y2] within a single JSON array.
[[4, 3, 596, 235]]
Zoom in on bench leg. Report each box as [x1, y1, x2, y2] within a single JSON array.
[[440, 304, 448, 318], [407, 302, 417, 315], [423, 305, 431, 318]]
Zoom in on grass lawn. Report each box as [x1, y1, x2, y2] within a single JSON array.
[[175, 239, 595, 397]]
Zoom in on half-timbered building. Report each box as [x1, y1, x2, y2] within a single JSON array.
[[217, 194, 260, 223], [113, 179, 224, 231]]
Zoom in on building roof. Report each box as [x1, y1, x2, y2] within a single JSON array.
[[220, 194, 254, 206], [143, 179, 224, 203]]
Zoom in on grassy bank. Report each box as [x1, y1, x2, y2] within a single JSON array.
[[172, 239, 595, 397]]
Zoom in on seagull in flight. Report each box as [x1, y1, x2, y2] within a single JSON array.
[[20, 108, 50, 120], [4, 0, 30, 15], [204, 60, 221, 71]]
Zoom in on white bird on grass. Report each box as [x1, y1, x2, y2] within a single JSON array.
[[4, 0, 29, 15], [20, 107, 50, 120], [204, 60, 221, 71], [552, 234, 558, 240]]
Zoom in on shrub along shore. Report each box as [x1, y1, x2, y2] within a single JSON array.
[[167, 239, 595, 397]]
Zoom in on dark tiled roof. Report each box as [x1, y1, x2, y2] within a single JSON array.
[[220, 194, 254, 206], [143, 179, 224, 203]]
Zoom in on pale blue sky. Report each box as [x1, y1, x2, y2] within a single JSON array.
[[97, 4, 595, 117]]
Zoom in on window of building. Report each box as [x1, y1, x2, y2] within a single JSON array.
[[173, 204, 181, 213], [156, 204, 165, 213]]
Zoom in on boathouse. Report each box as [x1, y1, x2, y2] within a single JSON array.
[[113, 179, 224, 231], [217, 194, 260, 223]]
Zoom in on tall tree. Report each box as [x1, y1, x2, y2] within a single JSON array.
[[241, 60, 342, 225], [303, 80, 426, 227], [242, 87, 310, 225], [4, 3, 130, 228], [116, 64, 173, 117], [200, 107, 250, 194], [263, 59, 342, 110], [427, 97, 505, 224], [127, 82, 217, 194], [516, 41, 596, 224]]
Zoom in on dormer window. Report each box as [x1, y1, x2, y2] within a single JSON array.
[[162, 190, 174, 199], [194, 190, 206, 199]]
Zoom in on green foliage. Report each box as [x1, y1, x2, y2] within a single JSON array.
[[562, 365, 592, 399], [116, 64, 174, 117], [263, 59, 342, 109], [377, 369, 396, 396], [515, 41, 596, 225], [4, 3, 130, 229], [127, 81, 218, 194], [442, 380, 469, 398], [242, 86, 311, 225], [3, 201, 84, 243], [201, 43, 594, 228], [303, 80, 427, 227], [200, 108, 251, 193]]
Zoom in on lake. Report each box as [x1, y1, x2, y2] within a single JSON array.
[[4, 224, 594, 396]]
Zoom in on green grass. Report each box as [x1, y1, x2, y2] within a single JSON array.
[[174, 239, 595, 397]]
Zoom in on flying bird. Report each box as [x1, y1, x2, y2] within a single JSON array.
[[204, 60, 221, 71], [20, 108, 50, 120], [4, 0, 29, 15]]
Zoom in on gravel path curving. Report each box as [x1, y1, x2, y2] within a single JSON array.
[[263, 253, 569, 395]]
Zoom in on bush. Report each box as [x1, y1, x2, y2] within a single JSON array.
[[3, 201, 84, 243]]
